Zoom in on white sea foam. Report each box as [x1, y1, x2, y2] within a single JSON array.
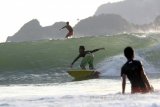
[[0, 78, 160, 107], [96, 53, 157, 76]]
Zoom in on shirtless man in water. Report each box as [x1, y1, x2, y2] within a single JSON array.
[[60, 22, 73, 38]]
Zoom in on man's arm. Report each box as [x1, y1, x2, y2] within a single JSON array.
[[122, 74, 126, 94], [90, 48, 105, 53], [59, 26, 66, 30], [140, 68, 153, 91], [70, 55, 80, 67]]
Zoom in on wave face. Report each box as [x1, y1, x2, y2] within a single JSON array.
[[0, 33, 160, 84]]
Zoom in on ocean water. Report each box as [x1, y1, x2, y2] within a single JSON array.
[[0, 33, 160, 107], [0, 79, 160, 107]]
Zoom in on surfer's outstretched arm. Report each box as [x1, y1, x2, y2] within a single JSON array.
[[59, 26, 66, 30], [70, 55, 80, 67], [90, 48, 105, 53]]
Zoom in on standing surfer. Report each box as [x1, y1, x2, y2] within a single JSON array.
[[60, 22, 73, 38], [70, 46, 105, 70]]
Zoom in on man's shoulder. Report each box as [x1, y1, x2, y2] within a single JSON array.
[[133, 60, 142, 65], [121, 61, 128, 70], [85, 50, 90, 53], [121, 61, 129, 76], [122, 60, 141, 68]]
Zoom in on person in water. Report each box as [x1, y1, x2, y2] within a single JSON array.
[[70, 46, 105, 70], [60, 22, 73, 38], [121, 46, 153, 94]]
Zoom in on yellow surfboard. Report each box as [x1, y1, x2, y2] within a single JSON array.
[[67, 70, 100, 80]]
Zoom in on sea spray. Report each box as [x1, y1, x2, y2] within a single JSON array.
[[97, 53, 157, 77]]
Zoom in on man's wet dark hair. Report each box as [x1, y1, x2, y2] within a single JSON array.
[[66, 22, 69, 25], [124, 46, 134, 59], [79, 46, 85, 50]]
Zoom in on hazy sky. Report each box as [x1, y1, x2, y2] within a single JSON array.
[[0, 0, 123, 42]]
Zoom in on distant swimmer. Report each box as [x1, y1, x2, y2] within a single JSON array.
[[70, 46, 105, 70], [59, 22, 73, 38], [121, 46, 153, 94]]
